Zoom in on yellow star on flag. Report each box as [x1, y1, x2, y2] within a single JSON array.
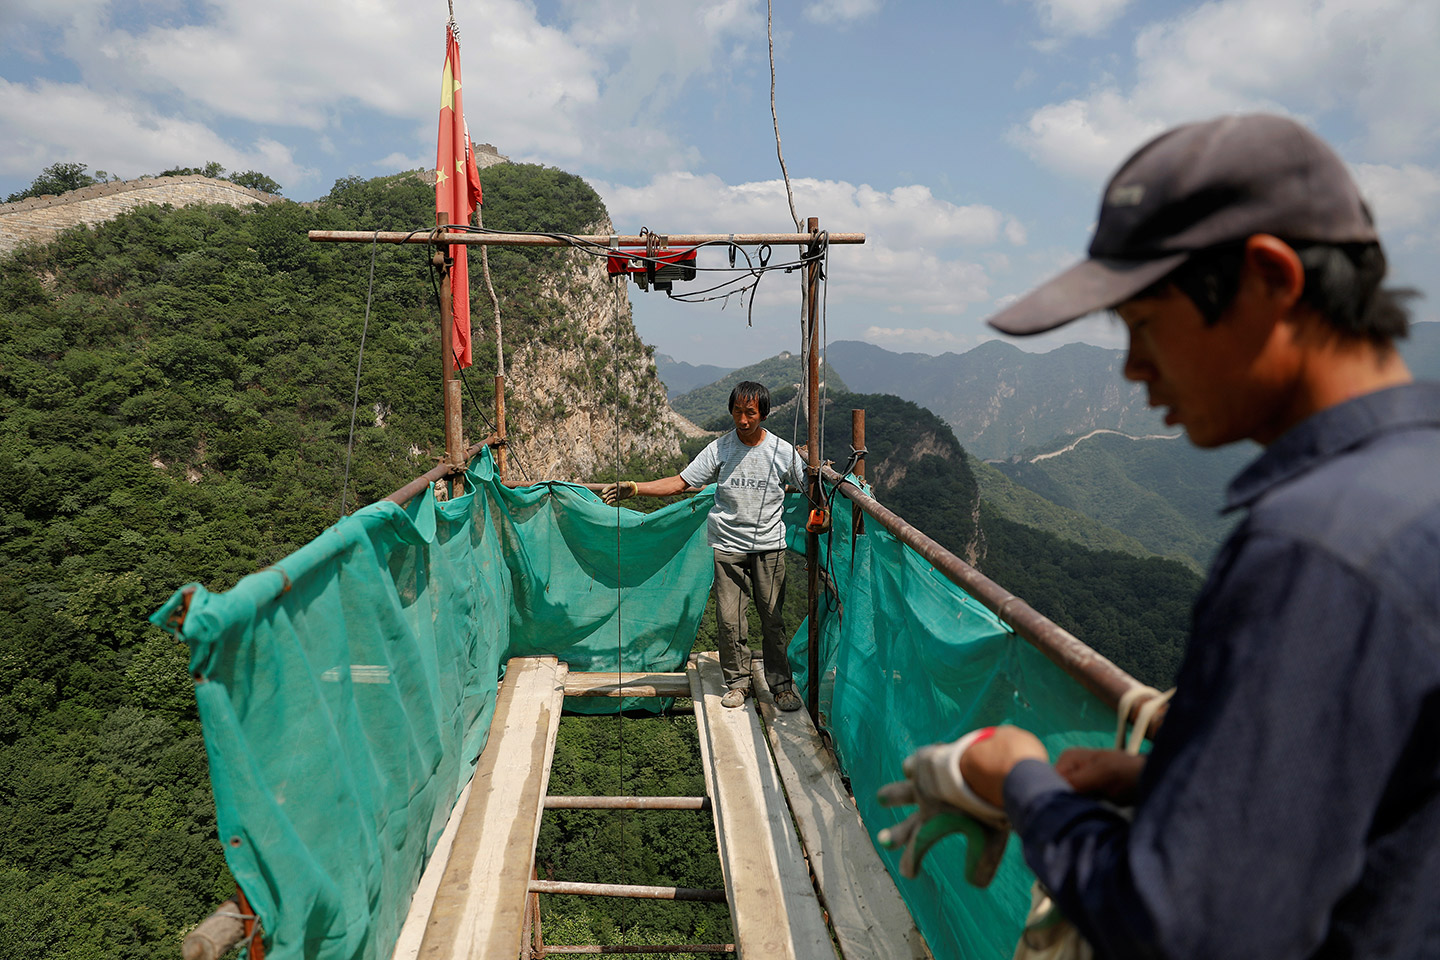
[[440, 58, 455, 110]]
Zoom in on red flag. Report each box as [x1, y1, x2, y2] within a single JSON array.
[[436, 21, 484, 369]]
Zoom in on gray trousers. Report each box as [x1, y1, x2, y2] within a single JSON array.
[[713, 549, 794, 693]]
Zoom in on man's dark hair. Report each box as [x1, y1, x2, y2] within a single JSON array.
[[1138, 241, 1416, 343], [728, 381, 770, 419]]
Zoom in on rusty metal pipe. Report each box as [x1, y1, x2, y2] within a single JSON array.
[[819, 465, 1152, 723], [501, 480, 609, 492], [383, 438, 495, 506]]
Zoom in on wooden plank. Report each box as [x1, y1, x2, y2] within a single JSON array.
[[393, 778, 475, 960], [689, 653, 836, 960], [413, 657, 568, 960], [753, 667, 933, 960], [564, 671, 691, 698]]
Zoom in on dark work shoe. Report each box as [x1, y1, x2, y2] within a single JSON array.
[[721, 687, 748, 708], [774, 688, 802, 712]]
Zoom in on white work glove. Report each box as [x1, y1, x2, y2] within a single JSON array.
[[600, 481, 638, 505], [877, 728, 1011, 886]]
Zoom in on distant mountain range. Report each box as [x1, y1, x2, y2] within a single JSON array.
[[669, 353, 848, 430], [825, 338, 1163, 460], [827, 322, 1440, 461], [665, 321, 1440, 572], [654, 353, 734, 399]]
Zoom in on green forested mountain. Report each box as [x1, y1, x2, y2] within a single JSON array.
[[990, 433, 1254, 568], [670, 353, 847, 429], [0, 164, 686, 958], [967, 454, 1159, 561]]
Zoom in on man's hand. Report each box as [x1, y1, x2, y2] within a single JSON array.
[[600, 480, 638, 505], [1054, 748, 1146, 804], [877, 729, 1013, 884], [957, 725, 1048, 808]]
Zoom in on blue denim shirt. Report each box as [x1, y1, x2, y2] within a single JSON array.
[[1004, 382, 1440, 959]]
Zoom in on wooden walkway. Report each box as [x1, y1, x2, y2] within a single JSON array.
[[394, 654, 929, 959]]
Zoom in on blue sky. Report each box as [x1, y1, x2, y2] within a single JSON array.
[[2, 0, 1436, 367]]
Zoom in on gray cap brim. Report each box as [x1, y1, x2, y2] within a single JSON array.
[[985, 253, 1188, 336]]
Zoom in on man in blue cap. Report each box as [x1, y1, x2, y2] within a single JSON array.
[[887, 114, 1439, 958]]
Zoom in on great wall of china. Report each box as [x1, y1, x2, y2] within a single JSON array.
[[0, 142, 514, 259], [0, 175, 285, 257]]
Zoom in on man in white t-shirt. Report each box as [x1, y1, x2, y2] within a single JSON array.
[[603, 381, 806, 711]]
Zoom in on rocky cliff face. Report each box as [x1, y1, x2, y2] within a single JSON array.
[[501, 217, 683, 482]]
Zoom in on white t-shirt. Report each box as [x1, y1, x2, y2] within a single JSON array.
[[681, 429, 806, 553]]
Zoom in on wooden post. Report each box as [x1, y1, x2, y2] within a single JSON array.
[[495, 373, 508, 480], [851, 408, 865, 536], [804, 216, 822, 722], [435, 219, 465, 499]]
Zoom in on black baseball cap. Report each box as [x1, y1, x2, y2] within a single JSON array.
[[986, 113, 1379, 335]]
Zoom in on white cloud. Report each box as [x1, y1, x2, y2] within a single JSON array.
[[595, 170, 1015, 336], [596, 172, 1021, 249], [1351, 161, 1440, 246], [1009, 92, 1168, 182], [3, 0, 764, 189], [1027, 0, 1134, 38], [1013, 0, 1440, 181], [804, 0, 883, 24], [0, 78, 308, 184]]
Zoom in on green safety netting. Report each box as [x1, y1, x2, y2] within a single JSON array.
[[154, 447, 1114, 960], [787, 493, 1114, 959]]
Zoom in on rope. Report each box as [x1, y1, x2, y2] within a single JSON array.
[[476, 205, 504, 378], [1115, 684, 1175, 754], [339, 231, 380, 519], [768, 0, 800, 233]]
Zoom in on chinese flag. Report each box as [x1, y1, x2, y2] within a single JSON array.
[[436, 21, 484, 369]]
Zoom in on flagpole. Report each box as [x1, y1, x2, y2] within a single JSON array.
[[435, 221, 465, 498]]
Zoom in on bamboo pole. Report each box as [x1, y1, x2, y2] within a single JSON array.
[[309, 230, 866, 247], [434, 232, 465, 500], [851, 408, 866, 536], [181, 898, 244, 960], [530, 880, 727, 902], [384, 437, 494, 507], [544, 796, 711, 811], [804, 217, 822, 722], [563, 671, 690, 698], [495, 373, 508, 480], [540, 946, 736, 955]]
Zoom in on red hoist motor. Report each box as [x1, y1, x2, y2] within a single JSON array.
[[606, 242, 698, 293]]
